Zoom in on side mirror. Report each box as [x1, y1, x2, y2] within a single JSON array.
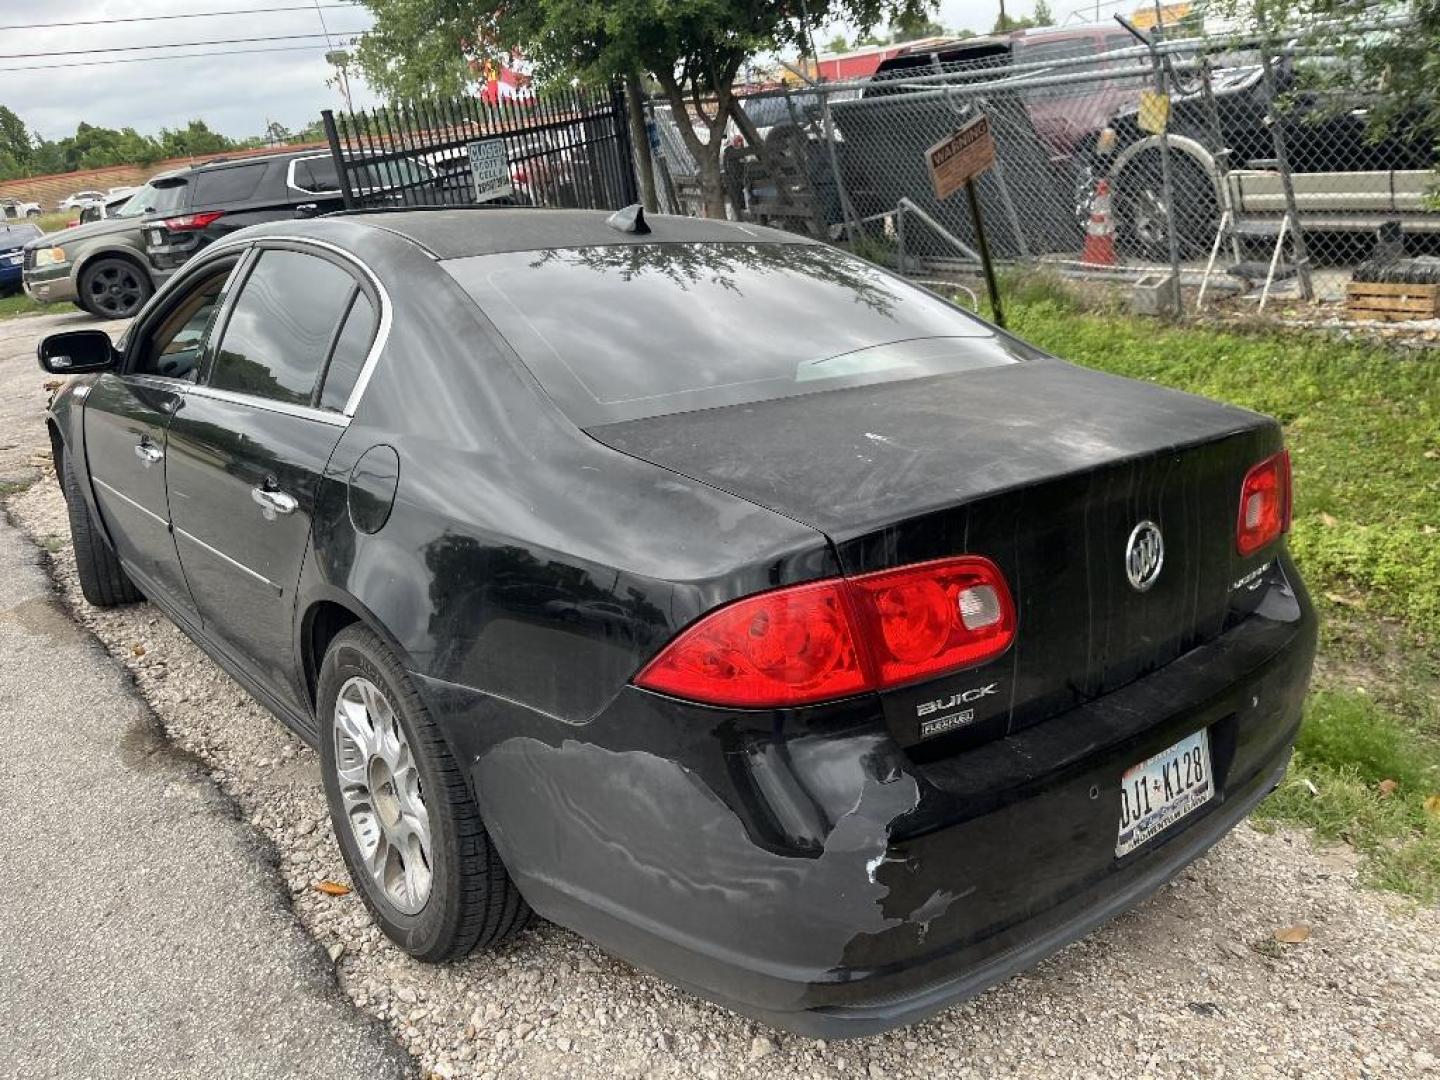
[[37, 330, 116, 375], [79, 205, 101, 223], [294, 203, 319, 219]]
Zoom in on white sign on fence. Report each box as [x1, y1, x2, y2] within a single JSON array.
[[467, 138, 512, 203]]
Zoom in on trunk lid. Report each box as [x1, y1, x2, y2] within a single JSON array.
[[588, 359, 1281, 753]]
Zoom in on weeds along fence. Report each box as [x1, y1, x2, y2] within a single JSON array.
[[646, 16, 1438, 317]]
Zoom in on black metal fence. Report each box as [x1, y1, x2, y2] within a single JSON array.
[[321, 83, 637, 213]]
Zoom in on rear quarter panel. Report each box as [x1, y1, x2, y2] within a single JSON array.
[[293, 233, 834, 725]]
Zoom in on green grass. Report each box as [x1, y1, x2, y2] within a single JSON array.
[[0, 292, 47, 319], [36, 211, 75, 233], [1258, 691, 1440, 901], [972, 278, 1440, 902]]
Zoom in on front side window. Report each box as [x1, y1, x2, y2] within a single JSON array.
[[134, 262, 239, 381], [208, 249, 355, 406]]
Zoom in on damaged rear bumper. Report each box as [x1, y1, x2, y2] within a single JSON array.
[[423, 562, 1316, 1038]]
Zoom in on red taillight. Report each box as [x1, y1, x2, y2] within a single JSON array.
[[1236, 449, 1292, 556], [633, 556, 1016, 708], [847, 556, 1016, 687], [160, 211, 224, 232], [632, 579, 868, 708]]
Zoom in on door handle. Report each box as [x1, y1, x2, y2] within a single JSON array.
[[134, 440, 163, 466], [251, 486, 298, 520]]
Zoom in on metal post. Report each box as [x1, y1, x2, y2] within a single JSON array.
[[965, 179, 1005, 328], [818, 87, 861, 244], [977, 98, 1029, 260], [1258, 44, 1314, 301], [1116, 11, 1182, 318], [612, 80, 641, 207], [1149, 7, 1183, 318], [1197, 51, 1242, 263], [321, 109, 357, 210], [896, 205, 907, 273]]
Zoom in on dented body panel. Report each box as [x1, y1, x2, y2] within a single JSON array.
[[419, 553, 1313, 1035]]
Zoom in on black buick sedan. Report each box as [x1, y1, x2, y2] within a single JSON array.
[[39, 208, 1316, 1037]]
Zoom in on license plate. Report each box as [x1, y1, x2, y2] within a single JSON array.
[[1116, 728, 1213, 857], [149, 229, 165, 245]]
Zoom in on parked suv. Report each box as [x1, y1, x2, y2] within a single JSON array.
[[23, 172, 189, 319], [145, 149, 443, 271]]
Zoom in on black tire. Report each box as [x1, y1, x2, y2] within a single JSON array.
[[61, 455, 143, 607], [77, 256, 153, 320], [318, 624, 528, 961], [1113, 150, 1218, 261]]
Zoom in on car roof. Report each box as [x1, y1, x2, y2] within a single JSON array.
[[324, 207, 816, 259]]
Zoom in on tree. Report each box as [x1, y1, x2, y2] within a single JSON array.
[[825, 33, 851, 53], [0, 105, 33, 178], [158, 119, 235, 159], [1207, 0, 1440, 149], [992, 12, 1026, 31], [355, 0, 935, 217], [889, 13, 948, 41], [1032, 0, 1054, 25]]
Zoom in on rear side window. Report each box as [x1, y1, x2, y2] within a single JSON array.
[[319, 293, 376, 412], [446, 242, 1022, 426], [192, 163, 267, 205], [293, 156, 340, 193], [209, 249, 355, 406]]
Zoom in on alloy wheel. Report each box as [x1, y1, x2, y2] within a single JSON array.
[[332, 675, 433, 915], [85, 261, 146, 318]]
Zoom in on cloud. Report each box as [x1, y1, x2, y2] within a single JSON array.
[[0, 0, 381, 141]]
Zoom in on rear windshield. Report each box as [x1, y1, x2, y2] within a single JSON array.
[[444, 242, 1022, 425]]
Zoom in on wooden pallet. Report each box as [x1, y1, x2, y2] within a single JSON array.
[[1345, 280, 1440, 321]]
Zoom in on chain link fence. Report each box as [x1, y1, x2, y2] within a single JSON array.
[[645, 17, 1439, 319]]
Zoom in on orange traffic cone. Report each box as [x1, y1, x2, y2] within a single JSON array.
[[1081, 179, 1116, 267]]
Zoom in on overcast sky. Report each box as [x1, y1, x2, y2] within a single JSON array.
[[0, 0, 1070, 144]]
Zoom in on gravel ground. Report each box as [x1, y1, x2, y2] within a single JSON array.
[[9, 471, 1440, 1080]]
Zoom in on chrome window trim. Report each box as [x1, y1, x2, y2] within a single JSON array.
[[173, 526, 282, 595], [183, 383, 349, 427], [202, 234, 391, 419], [92, 477, 167, 527]]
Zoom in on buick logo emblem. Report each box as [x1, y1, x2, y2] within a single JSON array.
[[1125, 521, 1164, 592]]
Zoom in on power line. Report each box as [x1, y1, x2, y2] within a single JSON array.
[[0, 44, 341, 75], [0, 31, 373, 62], [0, 4, 363, 33]]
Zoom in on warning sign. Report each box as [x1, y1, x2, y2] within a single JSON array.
[[925, 115, 995, 201]]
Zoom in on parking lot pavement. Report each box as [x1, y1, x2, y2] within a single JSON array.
[[0, 514, 411, 1080], [0, 310, 126, 488], [0, 312, 411, 1079]]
